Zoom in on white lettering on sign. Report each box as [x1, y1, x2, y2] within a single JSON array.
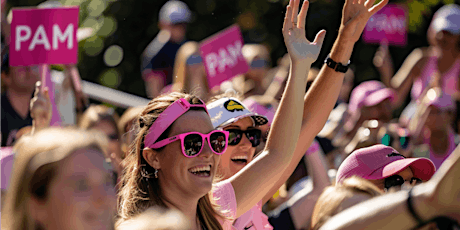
[[205, 40, 243, 77], [15, 26, 31, 51], [15, 24, 75, 51], [368, 15, 406, 34]]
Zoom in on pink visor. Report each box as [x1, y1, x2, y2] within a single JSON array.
[[143, 98, 209, 148]]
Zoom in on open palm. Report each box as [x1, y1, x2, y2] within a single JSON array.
[[282, 0, 326, 64], [340, 0, 389, 43]]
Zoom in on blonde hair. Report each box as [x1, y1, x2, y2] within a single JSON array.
[[117, 92, 224, 230], [79, 104, 121, 137], [118, 106, 145, 155], [2, 127, 108, 230], [311, 176, 383, 230], [116, 207, 189, 230]]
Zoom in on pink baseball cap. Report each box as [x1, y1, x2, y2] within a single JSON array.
[[336, 144, 435, 184], [348, 81, 396, 115]]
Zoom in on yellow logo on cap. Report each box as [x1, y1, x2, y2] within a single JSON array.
[[224, 100, 244, 112]]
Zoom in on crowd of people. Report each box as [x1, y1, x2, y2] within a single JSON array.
[[1, 0, 460, 229]]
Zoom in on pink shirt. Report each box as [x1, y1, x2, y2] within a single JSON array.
[[411, 56, 460, 100], [213, 181, 273, 230]]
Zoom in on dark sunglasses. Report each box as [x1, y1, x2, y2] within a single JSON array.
[[250, 59, 269, 68], [226, 129, 262, 147], [107, 133, 119, 141], [384, 174, 422, 190], [381, 133, 410, 150]]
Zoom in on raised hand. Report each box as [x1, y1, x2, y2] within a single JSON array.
[[282, 0, 326, 64], [339, 0, 389, 43], [30, 81, 52, 133]]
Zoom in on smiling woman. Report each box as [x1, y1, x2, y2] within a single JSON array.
[[1, 127, 117, 230]]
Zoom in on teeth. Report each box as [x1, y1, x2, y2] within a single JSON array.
[[189, 165, 211, 173], [231, 155, 248, 160]]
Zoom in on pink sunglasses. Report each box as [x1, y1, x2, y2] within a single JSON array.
[[144, 98, 229, 157], [151, 130, 229, 157]]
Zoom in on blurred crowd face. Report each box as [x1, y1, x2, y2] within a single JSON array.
[[434, 30, 460, 51], [425, 106, 451, 131], [220, 117, 257, 179], [369, 167, 416, 192], [154, 110, 219, 198], [33, 148, 116, 230], [6, 65, 40, 94], [93, 120, 123, 160], [246, 58, 270, 83], [361, 99, 393, 123]]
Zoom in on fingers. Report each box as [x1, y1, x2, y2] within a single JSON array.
[[291, 0, 300, 26], [312, 30, 327, 48], [364, 0, 377, 8], [34, 81, 42, 97], [369, 0, 388, 14], [298, 0, 309, 29], [283, 3, 293, 34]]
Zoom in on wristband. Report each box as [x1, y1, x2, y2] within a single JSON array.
[[324, 54, 350, 73], [407, 188, 426, 229], [306, 141, 320, 156]]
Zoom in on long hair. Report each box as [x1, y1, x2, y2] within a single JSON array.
[[2, 127, 108, 230], [117, 92, 224, 230]]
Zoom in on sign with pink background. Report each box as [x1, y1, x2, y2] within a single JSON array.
[[10, 7, 79, 66], [362, 4, 407, 46], [199, 25, 249, 89]]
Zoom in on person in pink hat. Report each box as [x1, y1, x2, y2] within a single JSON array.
[[336, 144, 435, 192], [410, 89, 457, 169], [337, 80, 396, 148]]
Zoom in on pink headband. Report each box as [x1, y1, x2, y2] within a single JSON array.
[[143, 98, 209, 148]]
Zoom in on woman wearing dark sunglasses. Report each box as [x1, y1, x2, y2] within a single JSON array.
[[336, 144, 436, 193]]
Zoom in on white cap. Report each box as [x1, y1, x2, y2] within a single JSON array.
[[431, 4, 460, 35], [159, 0, 192, 24]]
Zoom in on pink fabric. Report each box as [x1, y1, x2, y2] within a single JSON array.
[[411, 56, 460, 100], [424, 129, 457, 169], [233, 200, 273, 230], [213, 180, 237, 230], [1, 147, 14, 190]]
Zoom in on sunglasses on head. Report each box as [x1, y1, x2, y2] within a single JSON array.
[[226, 128, 262, 147], [384, 174, 422, 191], [151, 130, 229, 158], [186, 54, 202, 66]]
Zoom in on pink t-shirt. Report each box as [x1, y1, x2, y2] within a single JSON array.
[[213, 180, 273, 230], [213, 180, 238, 230], [411, 56, 460, 100]]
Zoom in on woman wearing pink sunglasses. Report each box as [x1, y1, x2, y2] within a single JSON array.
[[117, 0, 387, 229]]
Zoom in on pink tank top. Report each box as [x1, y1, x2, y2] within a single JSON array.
[[411, 56, 460, 100]]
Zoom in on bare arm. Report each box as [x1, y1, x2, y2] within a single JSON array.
[[229, 0, 326, 217], [261, 0, 389, 206], [390, 48, 425, 108]]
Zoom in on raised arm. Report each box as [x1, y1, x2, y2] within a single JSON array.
[[229, 0, 325, 217], [30, 81, 52, 135], [261, 0, 389, 207], [320, 145, 460, 230]]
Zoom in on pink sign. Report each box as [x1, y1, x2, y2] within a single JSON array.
[[362, 4, 407, 46], [199, 25, 249, 89], [10, 7, 79, 66]]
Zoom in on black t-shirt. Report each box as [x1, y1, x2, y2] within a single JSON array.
[[1, 93, 33, 146], [143, 41, 183, 86]]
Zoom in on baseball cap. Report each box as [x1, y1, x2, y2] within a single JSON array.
[[242, 98, 276, 125], [336, 144, 435, 184], [431, 4, 460, 35], [207, 97, 269, 129], [159, 0, 192, 24], [348, 80, 396, 115]]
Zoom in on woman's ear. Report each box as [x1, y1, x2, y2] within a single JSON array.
[[143, 148, 161, 169]]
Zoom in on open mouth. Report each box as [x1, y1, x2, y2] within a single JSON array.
[[188, 165, 212, 177], [231, 155, 248, 165]]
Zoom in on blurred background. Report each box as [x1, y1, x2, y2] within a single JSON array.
[[3, 0, 460, 114]]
